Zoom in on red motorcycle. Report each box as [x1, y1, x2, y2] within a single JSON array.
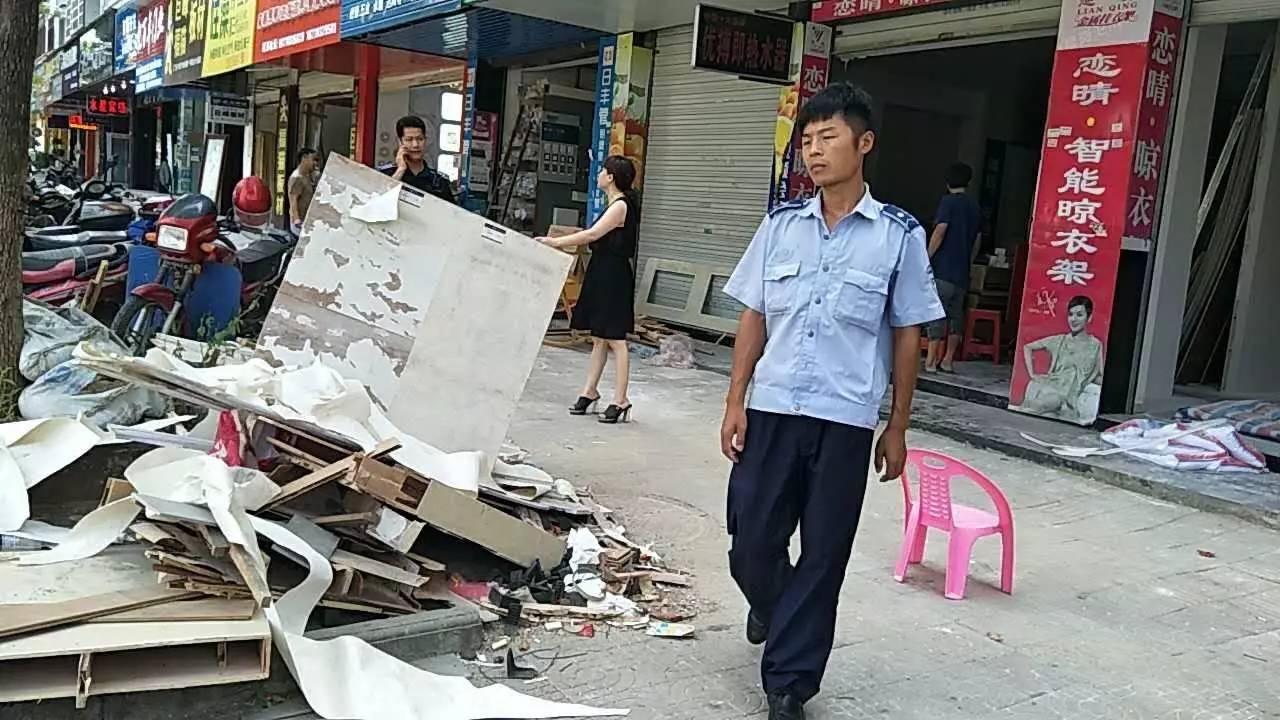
[[110, 182, 295, 355]]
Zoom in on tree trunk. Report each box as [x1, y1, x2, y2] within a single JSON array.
[[0, 2, 38, 419]]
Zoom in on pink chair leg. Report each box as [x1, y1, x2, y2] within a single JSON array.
[[894, 513, 922, 583], [908, 524, 927, 565], [944, 531, 980, 600], [999, 527, 1015, 594]]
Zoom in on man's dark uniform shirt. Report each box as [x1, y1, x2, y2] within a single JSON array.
[[379, 164, 457, 205]]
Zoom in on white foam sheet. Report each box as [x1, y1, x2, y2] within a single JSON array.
[[0, 418, 101, 532], [5, 448, 626, 719]]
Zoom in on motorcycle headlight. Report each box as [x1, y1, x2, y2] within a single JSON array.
[[156, 225, 189, 252]]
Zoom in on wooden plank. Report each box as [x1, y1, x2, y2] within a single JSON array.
[[262, 455, 358, 510], [266, 436, 327, 471], [519, 602, 624, 620], [228, 546, 272, 608], [416, 481, 565, 569], [405, 552, 447, 574], [198, 526, 230, 559], [99, 478, 134, 507], [648, 572, 692, 587], [330, 550, 428, 588], [285, 515, 339, 559], [311, 511, 379, 527], [0, 587, 198, 641], [88, 598, 257, 624]]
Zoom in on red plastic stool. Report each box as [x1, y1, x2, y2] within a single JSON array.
[[963, 309, 1002, 363]]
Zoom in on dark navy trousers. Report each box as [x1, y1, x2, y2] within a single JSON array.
[[727, 410, 873, 702]]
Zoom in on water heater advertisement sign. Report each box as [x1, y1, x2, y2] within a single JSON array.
[[255, 0, 342, 62]]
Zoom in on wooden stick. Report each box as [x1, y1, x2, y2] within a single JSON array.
[[229, 545, 272, 609]]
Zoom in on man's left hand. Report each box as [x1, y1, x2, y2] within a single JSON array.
[[875, 425, 908, 482]]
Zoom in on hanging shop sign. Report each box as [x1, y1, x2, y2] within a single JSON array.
[[69, 114, 100, 131], [770, 22, 831, 209], [60, 46, 81, 97], [339, 0, 461, 37], [255, 0, 342, 63], [1009, 0, 1184, 426], [166, 0, 210, 85], [1123, 11, 1181, 243], [810, 0, 952, 23], [587, 36, 618, 225], [79, 15, 117, 88], [202, 0, 256, 77], [116, 0, 168, 73], [209, 95, 250, 125], [87, 97, 132, 116], [32, 58, 61, 111], [586, 33, 655, 224], [692, 4, 793, 85]]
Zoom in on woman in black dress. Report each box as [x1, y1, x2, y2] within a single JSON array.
[[536, 156, 639, 424]]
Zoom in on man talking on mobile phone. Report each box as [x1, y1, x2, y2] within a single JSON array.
[[379, 115, 457, 206], [719, 83, 944, 720]]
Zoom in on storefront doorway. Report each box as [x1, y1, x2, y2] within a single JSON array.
[[836, 37, 1057, 405]]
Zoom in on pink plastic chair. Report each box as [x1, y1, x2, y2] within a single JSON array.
[[894, 449, 1014, 600]]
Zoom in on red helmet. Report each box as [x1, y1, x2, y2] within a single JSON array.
[[233, 176, 272, 228]]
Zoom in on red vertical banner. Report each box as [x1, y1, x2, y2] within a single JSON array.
[[1010, 0, 1184, 425], [1124, 11, 1183, 241], [770, 22, 831, 209]]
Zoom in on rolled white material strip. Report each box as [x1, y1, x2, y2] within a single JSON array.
[[0, 418, 101, 532], [13, 499, 140, 567]]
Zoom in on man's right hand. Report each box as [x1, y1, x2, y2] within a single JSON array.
[[395, 145, 408, 172], [721, 403, 748, 463]]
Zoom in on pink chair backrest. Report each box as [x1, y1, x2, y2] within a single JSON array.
[[904, 449, 1014, 530]]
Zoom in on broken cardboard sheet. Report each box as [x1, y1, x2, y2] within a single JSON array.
[[5, 448, 625, 719], [0, 418, 101, 533], [257, 154, 573, 474], [74, 344, 483, 494]]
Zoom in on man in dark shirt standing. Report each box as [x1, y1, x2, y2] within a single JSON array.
[[925, 162, 982, 373], [380, 115, 457, 205]]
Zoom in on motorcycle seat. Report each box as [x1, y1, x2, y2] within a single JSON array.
[[25, 230, 128, 252], [237, 237, 294, 286], [22, 244, 127, 283]]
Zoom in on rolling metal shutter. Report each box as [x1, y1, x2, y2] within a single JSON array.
[[638, 25, 779, 322], [1189, 0, 1280, 24], [833, 0, 1061, 57]]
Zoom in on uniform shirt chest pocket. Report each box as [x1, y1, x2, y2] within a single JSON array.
[[763, 262, 802, 315], [834, 268, 890, 331]]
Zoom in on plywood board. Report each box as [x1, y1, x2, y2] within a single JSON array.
[[0, 587, 198, 640], [418, 481, 565, 569], [88, 598, 257, 624], [0, 614, 269, 661], [258, 154, 572, 467]]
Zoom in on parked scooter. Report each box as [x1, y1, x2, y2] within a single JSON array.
[[111, 179, 296, 355]]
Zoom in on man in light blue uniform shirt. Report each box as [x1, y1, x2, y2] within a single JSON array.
[[719, 84, 945, 720]]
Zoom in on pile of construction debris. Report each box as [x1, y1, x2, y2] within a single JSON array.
[[0, 343, 692, 711]]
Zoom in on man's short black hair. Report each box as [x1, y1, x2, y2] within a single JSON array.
[[946, 162, 973, 189], [1068, 295, 1094, 316], [396, 115, 427, 139], [298, 147, 316, 164], [796, 83, 875, 134]]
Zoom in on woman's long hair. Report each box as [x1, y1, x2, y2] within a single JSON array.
[[604, 155, 640, 213]]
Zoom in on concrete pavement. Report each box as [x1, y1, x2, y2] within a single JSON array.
[[495, 348, 1280, 719]]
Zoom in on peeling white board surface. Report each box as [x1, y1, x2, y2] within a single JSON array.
[[258, 154, 572, 468]]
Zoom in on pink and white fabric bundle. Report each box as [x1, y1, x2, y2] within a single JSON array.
[[1101, 419, 1268, 473]]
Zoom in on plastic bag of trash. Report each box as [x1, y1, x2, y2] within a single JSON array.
[[21, 300, 124, 382], [645, 334, 697, 370], [19, 360, 167, 427]]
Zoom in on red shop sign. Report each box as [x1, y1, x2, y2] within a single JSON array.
[[811, 0, 952, 23], [1124, 11, 1182, 241], [254, 0, 342, 63], [87, 97, 131, 116]]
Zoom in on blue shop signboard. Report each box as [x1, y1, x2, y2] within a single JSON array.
[[587, 36, 618, 225], [339, 0, 462, 37]]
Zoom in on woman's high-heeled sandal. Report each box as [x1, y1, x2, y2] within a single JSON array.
[[569, 396, 600, 416], [598, 404, 632, 424]]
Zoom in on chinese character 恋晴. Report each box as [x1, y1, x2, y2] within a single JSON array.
[[1152, 26, 1177, 66], [1072, 81, 1119, 107], [1073, 52, 1121, 78], [1145, 68, 1171, 107]]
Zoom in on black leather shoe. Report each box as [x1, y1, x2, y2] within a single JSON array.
[[746, 609, 768, 646], [767, 692, 805, 720]]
